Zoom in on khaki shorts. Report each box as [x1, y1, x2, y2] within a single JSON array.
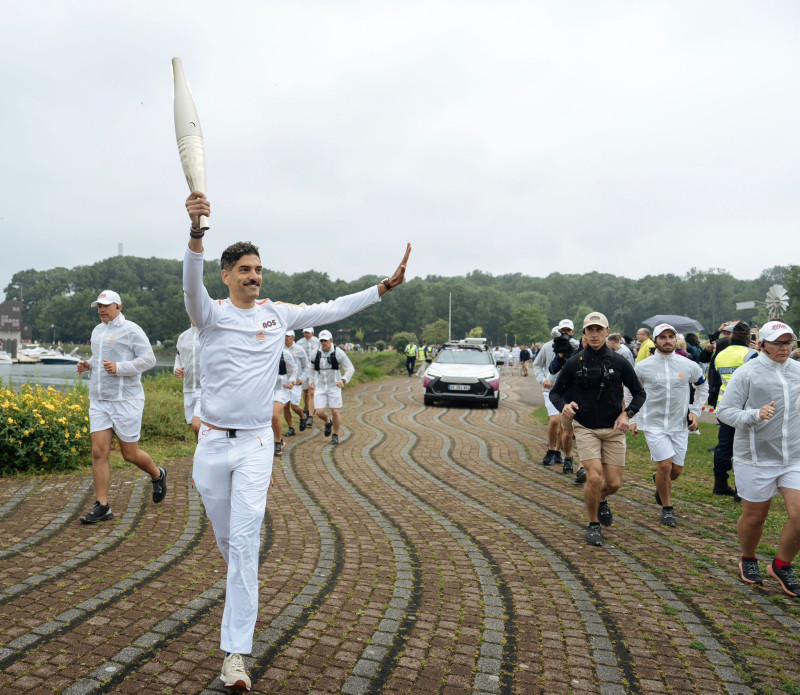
[[573, 423, 626, 467]]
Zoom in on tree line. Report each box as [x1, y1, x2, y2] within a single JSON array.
[[4, 256, 798, 347]]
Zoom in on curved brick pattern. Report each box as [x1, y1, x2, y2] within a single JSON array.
[[0, 482, 207, 670], [0, 477, 146, 603], [0, 478, 92, 560], [0, 479, 38, 520], [0, 374, 798, 693]]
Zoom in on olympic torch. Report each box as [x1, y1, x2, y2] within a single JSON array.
[[172, 57, 209, 230]]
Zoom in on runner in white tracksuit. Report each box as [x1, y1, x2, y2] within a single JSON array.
[[717, 320, 800, 596], [533, 327, 565, 465], [631, 323, 708, 526], [76, 290, 165, 525], [297, 328, 321, 422], [174, 324, 202, 440], [312, 329, 354, 445], [184, 188, 412, 691], [271, 346, 298, 456], [284, 331, 310, 436]]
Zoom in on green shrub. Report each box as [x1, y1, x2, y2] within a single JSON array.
[[0, 380, 91, 474]]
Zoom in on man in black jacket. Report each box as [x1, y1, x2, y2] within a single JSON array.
[[550, 312, 646, 547]]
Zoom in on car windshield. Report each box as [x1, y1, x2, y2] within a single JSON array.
[[435, 349, 492, 365]]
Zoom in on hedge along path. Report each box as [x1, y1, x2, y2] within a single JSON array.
[[449, 376, 800, 692], [358, 385, 517, 695]]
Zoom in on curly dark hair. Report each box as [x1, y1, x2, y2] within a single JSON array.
[[220, 242, 260, 271]]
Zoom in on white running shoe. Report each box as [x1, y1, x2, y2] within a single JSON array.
[[220, 653, 251, 691]]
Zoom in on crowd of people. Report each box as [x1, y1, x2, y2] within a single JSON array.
[[69, 196, 798, 689], [525, 311, 800, 605]]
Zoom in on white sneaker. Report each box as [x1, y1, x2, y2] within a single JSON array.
[[220, 653, 251, 691]]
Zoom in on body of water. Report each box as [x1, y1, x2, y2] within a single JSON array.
[[0, 361, 175, 389]]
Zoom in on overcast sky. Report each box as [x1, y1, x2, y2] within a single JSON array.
[[2, 1, 799, 298]]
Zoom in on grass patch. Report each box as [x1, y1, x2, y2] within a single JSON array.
[[345, 351, 406, 386]]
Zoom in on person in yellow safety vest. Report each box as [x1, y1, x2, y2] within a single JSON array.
[[712, 321, 758, 497], [416, 340, 434, 376], [404, 340, 418, 377], [635, 327, 656, 364]]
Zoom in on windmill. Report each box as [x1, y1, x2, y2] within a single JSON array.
[[735, 284, 790, 320]]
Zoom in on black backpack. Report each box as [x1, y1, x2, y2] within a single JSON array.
[[313, 347, 339, 372]]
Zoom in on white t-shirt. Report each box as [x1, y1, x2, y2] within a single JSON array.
[[183, 247, 379, 429]]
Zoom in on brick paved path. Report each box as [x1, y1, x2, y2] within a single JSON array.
[[1, 374, 798, 694]]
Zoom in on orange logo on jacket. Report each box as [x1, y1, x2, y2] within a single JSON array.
[[108, 336, 115, 344], [256, 331, 266, 342]]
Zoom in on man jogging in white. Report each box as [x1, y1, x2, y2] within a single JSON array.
[[717, 320, 800, 598], [183, 191, 411, 691], [533, 327, 564, 467], [297, 328, 321, 426], [76, 291, 166, 524], [631, 323, 708, 527], [284, 331, 310, 437], [312, 329, 355, 446], [174, 322, 201, 441], [271, 343, 298, 457]]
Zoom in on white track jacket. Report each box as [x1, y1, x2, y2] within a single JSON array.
[[717, 352, 800, 467], [88, 313, 155, 401], [312, 346, 355, 390], [175, 326, 201, 393], [633, 352, 708, 432], [183, 247, 379, 429]]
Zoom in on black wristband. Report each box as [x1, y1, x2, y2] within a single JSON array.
[[190, 227, 205, 239]]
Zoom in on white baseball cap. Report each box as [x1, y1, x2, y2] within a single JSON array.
[[653, 323, 677, 339], [558, 319, 574, 331], [318, 329, 333, 340], [285, 331, 295, 338], [551, 326, 561, 338], [760, 320, 796, 343], [302, 327, 314, 334], [91, 290, 121, 307]]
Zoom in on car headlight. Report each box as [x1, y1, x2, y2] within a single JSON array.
[[426, 368, 442, 378]]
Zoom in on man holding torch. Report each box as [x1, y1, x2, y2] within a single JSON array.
[[183, 192, 410, 691]]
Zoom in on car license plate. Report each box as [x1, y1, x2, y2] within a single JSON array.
[[448, 384, 470, 391]]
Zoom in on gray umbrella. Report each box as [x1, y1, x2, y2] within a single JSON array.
[[641, 314, 706, 334]]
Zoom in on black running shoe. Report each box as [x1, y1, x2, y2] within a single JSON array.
[[575, 467, 586, 484], [331, 434, 339, 445], [768, 561, 800, 597], [274, 442, 283, 457], [152, 467, 167, 504], [299, 418, 306, 432], [739, 558, 763, 585], [80, 501, 113, 524], [585, 523, 603, 547], [562, 457, 573, 475], [660, 507, 676, 527], [324, 422, 332, 437], [541, 450, 556, 466], [598, 499, 613, 527], [305, 416, 314, 428], [653, 473, 662, 506], [286, 427, 296, 437], [554, 451, 563, 466]]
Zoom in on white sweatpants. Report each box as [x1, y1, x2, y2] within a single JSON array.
[[192, 425, 273, 654]]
